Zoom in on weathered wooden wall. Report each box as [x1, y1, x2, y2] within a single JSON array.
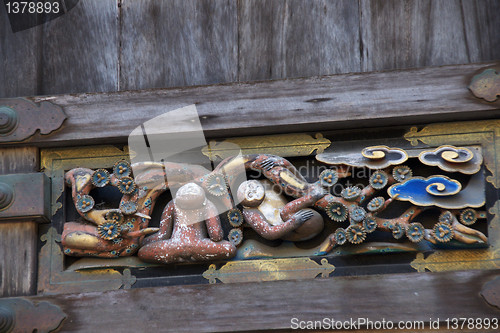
[[13, 269, 500, 332], [0, 147, 39, 297], [1, 0, 499, 98]]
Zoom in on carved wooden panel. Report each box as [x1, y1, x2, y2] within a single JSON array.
[[37, 120, 500, 294]]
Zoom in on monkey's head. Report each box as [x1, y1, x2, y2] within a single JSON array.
[[174, 183, 206, 209], [237, 180, 266, 207]]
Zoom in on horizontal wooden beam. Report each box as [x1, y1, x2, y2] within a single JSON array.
[[4, 61, 500, 147], [13, 269, 500, 332]]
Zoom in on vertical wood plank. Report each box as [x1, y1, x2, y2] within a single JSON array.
[[0, 4, 43, 98], [360, 0, 471, 72], [317, 0, 361, 76], [40, 0, 119, 95], [238, 0, 360, 81], [461, 0, 500, 63], [237, 0, 287, 81], [0, 147, 39, 174], [283, 0, 361, 78], [120, 0, 238, 90], [0, 222, 38, 296], [0, 147, 39, 297]]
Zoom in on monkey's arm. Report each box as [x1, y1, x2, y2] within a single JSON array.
[[280, 187, 326, 221], [141, 200, 175, 245], [205, 202, 224, 242], [243, 209, 313, 240]]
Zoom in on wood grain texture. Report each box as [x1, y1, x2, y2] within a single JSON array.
[[11, 270, 500, 332], [40, 0, 119, 95], [119, 0, 237, 90], [0, 222, 38, 297], [359, 0, 492, 72], [0, 147, 38, 297], [2, 0, 500, 98], [461, 0, 500, 63], [0, 147, 38, 174], [238, 0, 360, 81], [0, 4, 43, 98], [21, 61, 500, 147], [237, 0, 287, 81]]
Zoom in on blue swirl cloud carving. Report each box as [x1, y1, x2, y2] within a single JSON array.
[[388, 176, 473, 208]]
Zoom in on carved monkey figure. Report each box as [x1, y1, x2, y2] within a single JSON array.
[[62, 167, 161, 257], [138, 182, 237, 264], [237, 180, 324, 241]]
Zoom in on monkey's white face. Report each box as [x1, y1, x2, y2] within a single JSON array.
[[237, 180, 265, 207], [245, 181, 265, 200]]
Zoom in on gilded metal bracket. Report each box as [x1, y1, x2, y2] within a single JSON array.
[[0, 98, 66, 143], [469, 68, 500, 102], [0, 298, 65, 333], [203, 258, 335, 284], [0, 173, 51, 223], [202, 133, 331, 160]]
